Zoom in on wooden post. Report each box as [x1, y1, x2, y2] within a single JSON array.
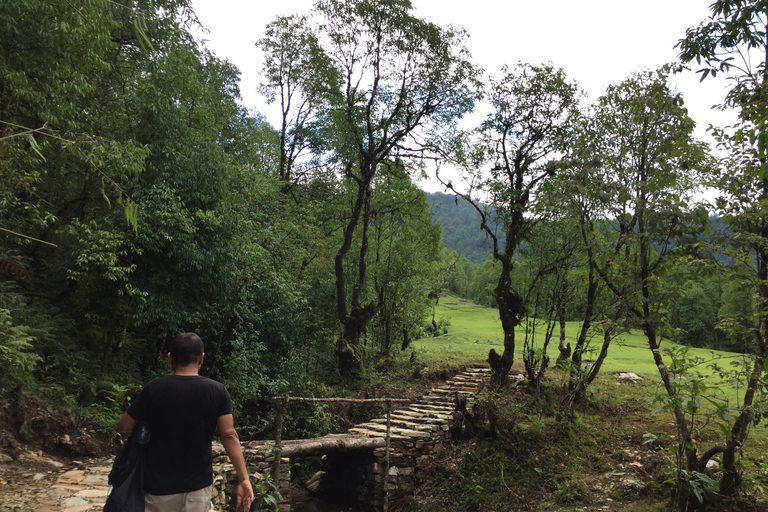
[[383, 399, 391, 512], [271, 396, 287, 482]]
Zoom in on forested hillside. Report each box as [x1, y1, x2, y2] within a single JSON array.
[[2, 1, 768, 509], [427, 191, 503, 265]]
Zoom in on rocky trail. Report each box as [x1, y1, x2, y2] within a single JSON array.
[[0, 450, 113, 512]]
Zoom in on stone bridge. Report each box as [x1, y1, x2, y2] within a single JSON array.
[[212, 367, 490, 511]]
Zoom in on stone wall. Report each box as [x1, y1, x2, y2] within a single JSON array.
[[360, 422, 452, 510], [211, 442, 291, 512]]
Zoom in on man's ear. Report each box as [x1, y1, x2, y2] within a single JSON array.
[[167, 352, 173, 367], [198, 353, 205, 367]]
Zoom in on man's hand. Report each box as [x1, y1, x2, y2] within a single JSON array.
[[236, 478, 254, 511]]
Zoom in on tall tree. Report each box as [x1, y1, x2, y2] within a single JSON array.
[[304, 0, 478, 377], [368, 170, 442, 355], [257, 15, 337, 190], [441, 63, 581, 389], [540, 112, 629, 411], [678, 0, 768, 497], [585, 69, 711, 510]]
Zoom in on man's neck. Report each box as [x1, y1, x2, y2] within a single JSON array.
[[174, 366, 200, 376]]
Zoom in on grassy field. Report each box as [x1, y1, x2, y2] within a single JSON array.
[[414, 295, 754, 405], [409, 295, 768, 511]]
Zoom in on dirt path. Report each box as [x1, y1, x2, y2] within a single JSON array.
[[0, 451, 112, 512]]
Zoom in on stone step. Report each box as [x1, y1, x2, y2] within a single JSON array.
[[417, 395, 455, 403], [438, 384, 479, 391], [368, 418, 438, 430], [348, 425, 432, 439], [387, 413, 444, 424], [362, 418, 440, 432], [347, 428, 411, 439], [402, 404, 454, 414], [353, 422, 435, 437], [402, 410, 453, 420], [428, 388, 474, 396], [408, 402, 454, 411]]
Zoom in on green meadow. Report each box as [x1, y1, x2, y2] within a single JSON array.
[[414, 295, 756, 407]]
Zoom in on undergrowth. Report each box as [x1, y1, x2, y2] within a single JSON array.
[[409, 370, 768, 512]]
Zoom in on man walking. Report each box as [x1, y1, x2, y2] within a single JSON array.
[[117, 332, 254, 511]]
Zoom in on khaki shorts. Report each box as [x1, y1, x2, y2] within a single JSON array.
[[145, 485, 212, 512]]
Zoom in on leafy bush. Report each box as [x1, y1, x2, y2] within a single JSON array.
[[0, 307, 40, 394], [553, 474, 590, 504]]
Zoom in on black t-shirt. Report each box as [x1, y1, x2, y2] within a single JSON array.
[[126, 375, 233, 495]]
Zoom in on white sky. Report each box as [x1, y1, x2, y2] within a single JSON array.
[[191, 0, 737, 191]]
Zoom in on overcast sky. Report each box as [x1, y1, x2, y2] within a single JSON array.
[[190, 0, 736, 190]]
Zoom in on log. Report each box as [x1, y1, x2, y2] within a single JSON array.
[[278, 436, 386, 458]]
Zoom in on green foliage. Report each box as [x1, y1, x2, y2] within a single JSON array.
[[0, 282, 68, 395], [469, 256, 499, 308], [553, 474, 591, 504], [663, 265, 727, 350], [742, 458, 768, 496], [0, 0, 328, 421], [251, 473, 283, 510], [0, 307, 39, 394], [679, 0, 768, 501], [649, 346, 729, 427], [645, 344, 768, 506], [411, 388, 601, 512], [368, 175, 444, 354], [78, 382, 132, 437]]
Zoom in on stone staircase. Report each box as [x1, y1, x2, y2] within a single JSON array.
[[348, 367, 489, 440]]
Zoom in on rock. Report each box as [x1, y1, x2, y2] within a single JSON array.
[[616, 372, 643, 383], [305, 471, 325, 493], [84, 474, 108, 485], [706, 459, 720, 470], [622, 475, 646, 489], [56, 470, 86, 485], [61, 497, 89, 507], [33, 473, 46, 481], [75, 488, 109, 498], [0, 453, 13, 463]]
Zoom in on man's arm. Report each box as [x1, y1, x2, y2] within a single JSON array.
[[217, 414, 254, 511], [117, 412, 137, 434]]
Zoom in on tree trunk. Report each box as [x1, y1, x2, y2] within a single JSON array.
[[99, 291, 122, 377], [555, 306, 570, 367], [334, 176, 377, 379], [721, 205, 768, 495], [489, 258, 524, 389]]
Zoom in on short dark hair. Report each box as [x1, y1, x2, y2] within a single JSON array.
[[169, 332, 204, 366]]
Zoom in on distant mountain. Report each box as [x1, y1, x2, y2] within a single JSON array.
[[427, 192, 504, 265]]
